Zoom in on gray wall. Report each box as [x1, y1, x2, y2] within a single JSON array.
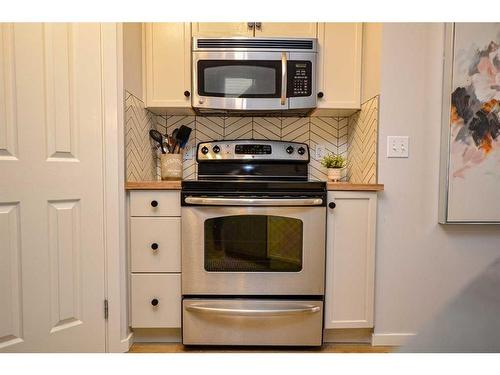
[[374, 23, 500, 342]]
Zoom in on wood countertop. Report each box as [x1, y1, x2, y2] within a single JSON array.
[[125, 181, 384, 191]]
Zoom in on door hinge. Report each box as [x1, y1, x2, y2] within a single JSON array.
[[104, 299, 109, 320]]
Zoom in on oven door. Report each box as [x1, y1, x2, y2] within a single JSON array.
[[193, 51, 289, 111], [181, 196, 326, 295]]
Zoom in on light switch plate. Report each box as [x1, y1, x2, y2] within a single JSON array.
[[387, 136, 409, 158]]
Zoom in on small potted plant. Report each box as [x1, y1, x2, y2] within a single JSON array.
[[320, 153, 346, 182]]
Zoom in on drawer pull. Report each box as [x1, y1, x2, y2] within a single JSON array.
[[151, 298, 159, 307], [151, 243, 159, 250], [150, 200, 158, 208]]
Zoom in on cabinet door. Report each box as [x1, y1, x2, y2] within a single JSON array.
[[324, 191, 376, 329], [145, 23, 191, 109], [192, 22, 253, 37], [256, 23, 317, 38], [317, 23, 362, 110]]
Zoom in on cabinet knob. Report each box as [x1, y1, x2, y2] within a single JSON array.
[[247, 22, 255, 29], [151, 298, 159, 307], [151, 243, 159, 250], [317, 92, 324, 98], [150, 200, 158, 208], [255, 22, 262, 30], [328, 202, 336, 209], [184, 90, 190, 97]]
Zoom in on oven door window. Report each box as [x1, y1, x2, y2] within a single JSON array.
[[204, 215, 303, 272], [198, 60, 281, 98]]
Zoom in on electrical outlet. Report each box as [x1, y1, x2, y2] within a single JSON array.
[[387, 136, 409, 158], [315, 145, 326, 160], [183, 146, 194, 161]]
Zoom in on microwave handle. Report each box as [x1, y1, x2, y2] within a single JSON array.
[[281, 52, 287, 106]]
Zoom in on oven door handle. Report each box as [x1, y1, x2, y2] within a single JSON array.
[[185, 304, 320, 317], [184, 196, 323, 206]]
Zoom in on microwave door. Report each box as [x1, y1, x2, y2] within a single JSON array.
[[192, 51, 289, 111]]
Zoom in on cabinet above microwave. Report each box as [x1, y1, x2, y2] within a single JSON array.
[[140, 23, 363, 116]]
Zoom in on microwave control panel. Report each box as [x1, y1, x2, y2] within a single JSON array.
[[287, 61, 312, 97]]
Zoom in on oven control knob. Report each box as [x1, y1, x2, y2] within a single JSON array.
[[212, 145, 220, 153], [297, 147, 306, 155], [286, 146, 294, 154], [201, 146, 209, 155]]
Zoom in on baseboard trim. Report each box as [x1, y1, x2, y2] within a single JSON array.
[[120, 332, 134, 352], [323, 329, 373, 343], [132, 328, 182, 343], [371, 333, 416, 346]]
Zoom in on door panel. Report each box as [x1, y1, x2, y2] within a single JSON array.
[[0, 24, 18, 160], [324, 191, 376, 328], [317, 23, 362, 109], [145, 23, 191, 108], [0, 203, 23, 349], [192, 22, 253, 37], [0, 23, 106, 352], [257, 23, 317, 38]]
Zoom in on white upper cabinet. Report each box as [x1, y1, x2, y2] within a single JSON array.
[[192, 23, 254, 37], [324, 191, 376, 329], [192, 22, 317, 38], [144, 23, 192, 112], [254, 23, 317, 38], [316, 23, 362, 113]]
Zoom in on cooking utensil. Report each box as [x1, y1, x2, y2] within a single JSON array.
[[149, 129, 166, 154], [176, 125, 192, 149]]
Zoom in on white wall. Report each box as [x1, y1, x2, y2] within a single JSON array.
[[123, 23, 143, 100], [374, 23, 500, 344], [361, 23, 381, 103]]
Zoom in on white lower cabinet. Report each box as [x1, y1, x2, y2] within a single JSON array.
[[131, 274, 181, 328], [130, 217, 181, 272], [324, 191, 377, 329], [129, 190, 182, 329]]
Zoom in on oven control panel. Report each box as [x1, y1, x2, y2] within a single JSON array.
[[197, 140, 309, 162]]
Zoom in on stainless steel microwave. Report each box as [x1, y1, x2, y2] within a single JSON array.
[[192, 37, 317, 115]]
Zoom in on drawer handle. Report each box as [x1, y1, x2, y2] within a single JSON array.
[[151, 298, 159, 307], [151, 243, 159, 250], [186, 304, 320, 316], [150, 200, 158, 208]]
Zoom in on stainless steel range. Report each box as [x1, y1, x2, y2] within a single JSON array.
[[181, 140, 326, 346]]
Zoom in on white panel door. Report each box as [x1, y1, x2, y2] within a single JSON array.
[[0, 23, 106, 352], [324, 191, 376, 329]]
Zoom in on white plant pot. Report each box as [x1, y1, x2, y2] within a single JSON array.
[[327, 168, 342, 182]]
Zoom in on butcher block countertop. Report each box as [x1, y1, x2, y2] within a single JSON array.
[[125, 181, 384, 191]]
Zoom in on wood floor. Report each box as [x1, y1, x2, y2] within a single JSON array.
[[129, 343, 393, 353]]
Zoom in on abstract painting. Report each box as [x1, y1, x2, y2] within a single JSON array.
[[439, 23, 500, 223]]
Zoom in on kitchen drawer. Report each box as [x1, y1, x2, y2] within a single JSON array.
[[130, 190, 181, 217], [183, 299, 323, 346], [131, 274, 181, 328], [130, 217, 181, 272]]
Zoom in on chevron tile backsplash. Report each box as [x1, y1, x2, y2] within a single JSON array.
[[125, 90, 378, 184], [125, 92, 157, 181], [347, 96, 379, 184]]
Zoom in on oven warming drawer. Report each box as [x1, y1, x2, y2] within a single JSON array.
[[182, 299, 323, 346]]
